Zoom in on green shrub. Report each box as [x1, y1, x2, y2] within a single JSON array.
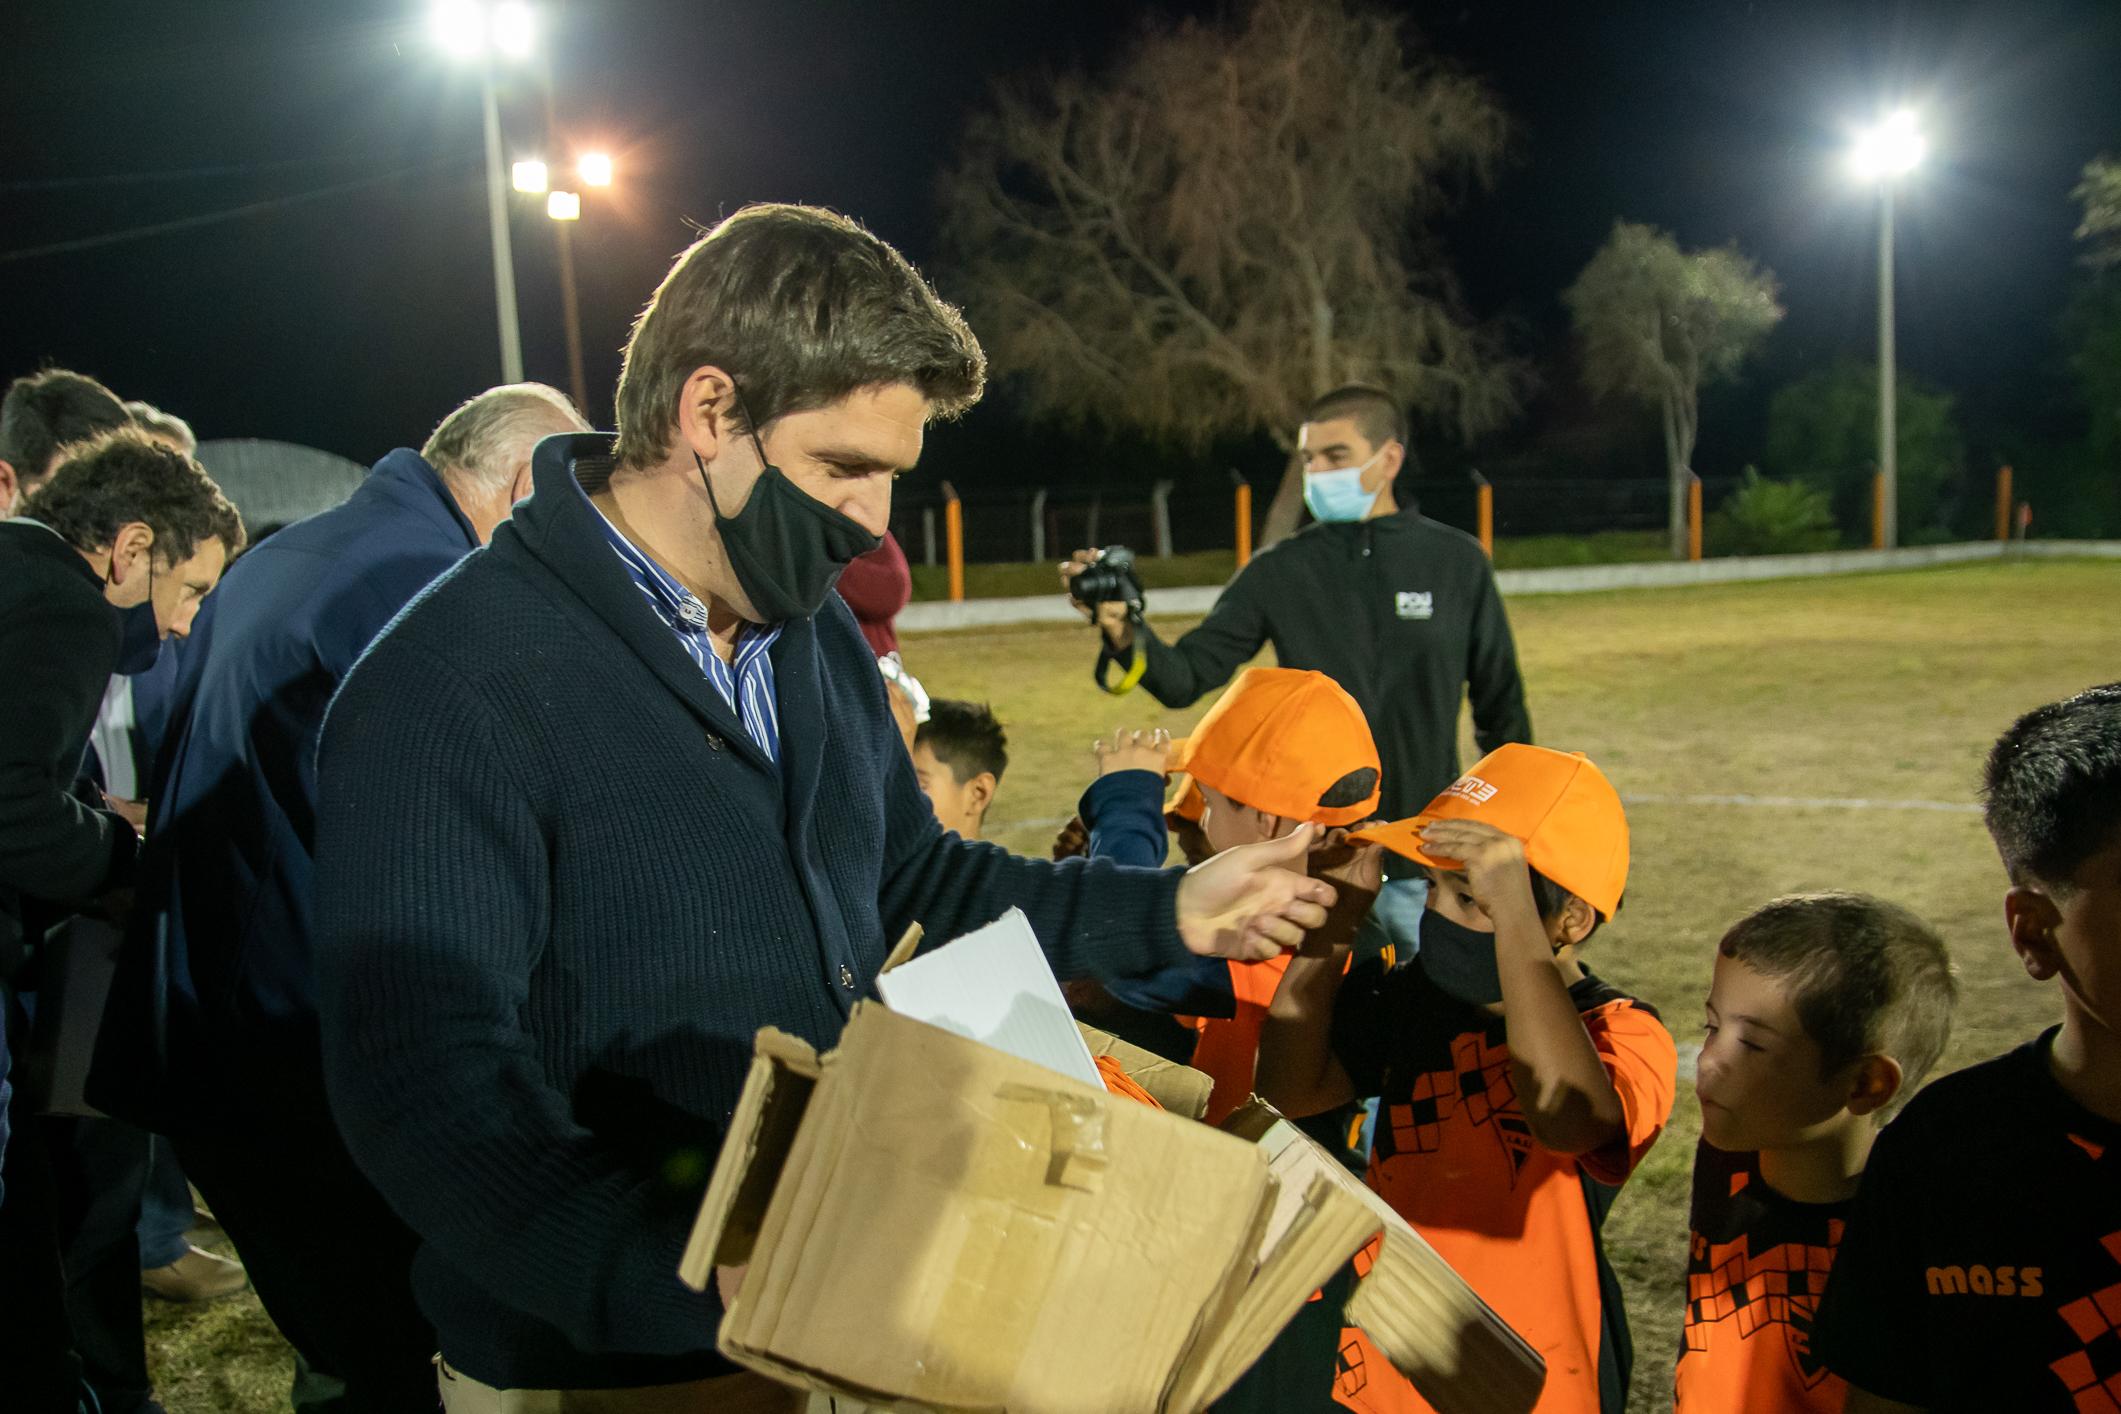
[[1706, 468, 1842, 557]]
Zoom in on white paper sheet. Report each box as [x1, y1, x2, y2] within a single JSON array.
[[875, 908, 1102, 1088]]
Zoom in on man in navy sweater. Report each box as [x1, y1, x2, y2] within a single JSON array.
[[93, 384, 586, 1411], [312, 203, 1337, 1409]]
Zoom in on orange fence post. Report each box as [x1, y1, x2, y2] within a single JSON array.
[[1995, 465, 2013, 543], [1686, 474, 1703, 562], [941, 482, 964, 602], [1234, 479, 1253, 567], [1870, 471, 1887, 551], [1473, 472, 1493, 558]]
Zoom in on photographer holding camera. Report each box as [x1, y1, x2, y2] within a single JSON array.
[[1062, 384, 1532, 825]]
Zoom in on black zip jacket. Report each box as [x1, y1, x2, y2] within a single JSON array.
[[1126, 511, 1532, 818]]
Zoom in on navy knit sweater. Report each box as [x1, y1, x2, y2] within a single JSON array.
[[313, 434, 1193, 1390]]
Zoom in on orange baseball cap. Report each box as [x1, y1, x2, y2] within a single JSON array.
[[1164, 773, 1206, 825], [1167, 668, 1382, 828], [1351, 744, 1629, 919]]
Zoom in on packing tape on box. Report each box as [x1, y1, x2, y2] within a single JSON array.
[[994, 1081, 1110, 1193]]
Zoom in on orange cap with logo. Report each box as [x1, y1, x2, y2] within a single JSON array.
[[1350, 743, 1629, 919], [1167, 667, 1382, 828]]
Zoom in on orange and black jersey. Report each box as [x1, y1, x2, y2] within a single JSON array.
[[1813, 1029, 2121, 1412], [1329, 957, 1677, 1414], [1676, 1142, 1849, 1414]]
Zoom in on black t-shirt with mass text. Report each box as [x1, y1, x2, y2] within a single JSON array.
[[1812, 1029, 2121, 1412]]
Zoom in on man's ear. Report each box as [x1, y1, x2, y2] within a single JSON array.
[[1843, 1053, 1905, 1119], [109, 521, 157, 584], [675, 365, 740, 462], [2005, 885, 2065, 981], [509, 460, 536, 505], [1367, 441, 1406, 493], [0, 459, 17, 515], [966, 771, 998, 821]]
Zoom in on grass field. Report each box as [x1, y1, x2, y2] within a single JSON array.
[[148, 557, 2120, 1412]]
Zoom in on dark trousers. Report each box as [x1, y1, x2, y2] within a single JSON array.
[[0, 1084, 155, 1413], [176, 1112, 439, 1414]]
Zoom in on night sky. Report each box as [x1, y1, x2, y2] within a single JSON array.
[[6, 1, 2118, 513]]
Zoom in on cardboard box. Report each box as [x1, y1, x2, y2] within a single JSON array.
[[681, 1002, 1378, 1412], [678, 913, 1543, 1413]]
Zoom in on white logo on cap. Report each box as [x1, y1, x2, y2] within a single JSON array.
[[1442, 775, 1497, 805]]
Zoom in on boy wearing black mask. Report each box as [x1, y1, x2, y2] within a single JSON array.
[[1259, 744, 1677, 1414]]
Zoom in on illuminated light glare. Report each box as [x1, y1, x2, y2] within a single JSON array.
[[511, 160, 549, 194], [578, 152, 614, 187], [430, 0, 487, 57], [492, 2, 537, 59], [1848, 110, 1926, 182], [547, 189, 581, 221]]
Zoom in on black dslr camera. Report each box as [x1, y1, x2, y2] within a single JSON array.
[[1068, 545, 1146, 622]]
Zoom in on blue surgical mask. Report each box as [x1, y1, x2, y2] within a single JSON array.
[[1302, 452, 1382, 523], [1416, 908, 1505, 1007]]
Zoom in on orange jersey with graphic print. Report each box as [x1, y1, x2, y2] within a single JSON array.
[[1675, 1143, 1849, 1414], [1328, 962, 1677, 1414], [1190, 954, 1292, 1125]]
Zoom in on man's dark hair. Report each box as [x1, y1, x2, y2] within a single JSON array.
[[915, 700, 1008, 785], [1720, 892, 1956, 1088], [22, 427, 246, 566], [1303, 384, 1407, 452], [613, 203, 987, 468], [1, 368, 129, 482], [1318, 767, 1380, 811], [1982, 683, 2121, 895]]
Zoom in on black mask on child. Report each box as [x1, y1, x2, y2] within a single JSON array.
[[1417, 908, 1507, 1008]]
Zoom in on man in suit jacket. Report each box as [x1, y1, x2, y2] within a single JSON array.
[[93, 383, 587, 1413], [0, 429, 240, 1414]]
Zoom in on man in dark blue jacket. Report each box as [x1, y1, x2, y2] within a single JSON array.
[[311, 204, 1336, 1409], [93, 383, 587, 1413]]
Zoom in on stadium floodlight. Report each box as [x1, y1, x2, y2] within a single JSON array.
[[491, 2, 537, 60], [579, 152, 614, 188], [1848, 110, 1925, 183], [1845, 108, 1928, 550], [547, 190, 582, 222], [430, 0, 488, 58], [511, 159, 549, 194]]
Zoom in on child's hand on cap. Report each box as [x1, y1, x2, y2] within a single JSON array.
[[1094, 726, 1171, 777], [1418, 819, 1533, 918]]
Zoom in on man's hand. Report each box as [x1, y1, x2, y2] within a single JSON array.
[[1417, 820, 1539, 924], [1094, 726, 1170, 777], [1176, 824, 1338, 961], [1060, 549, 1135, 652], [104, 792, 148, 835]]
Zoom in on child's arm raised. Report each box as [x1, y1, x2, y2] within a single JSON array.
[[1421, 820, 1627, 1157], [1256, 946, 1359, 1117]]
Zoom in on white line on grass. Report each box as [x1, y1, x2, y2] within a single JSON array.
[[1001, 792, 1979, 835]]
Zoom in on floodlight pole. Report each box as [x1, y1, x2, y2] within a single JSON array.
[[481, 65, 526, 384], [1876, 181, 1898, 550]]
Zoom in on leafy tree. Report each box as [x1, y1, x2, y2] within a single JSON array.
[[937, 0, 1520, 546], [1563, 222, 1783, 558], [1762, 360, 1964, 541], [2072, 155, 2121, 269]]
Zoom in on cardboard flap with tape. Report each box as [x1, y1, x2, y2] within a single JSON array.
[[678, 912, 1543, 1413]]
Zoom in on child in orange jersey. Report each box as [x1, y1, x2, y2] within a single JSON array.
[[1680, 894, 1955, 1414], [1259, 744, 1677, 1414]]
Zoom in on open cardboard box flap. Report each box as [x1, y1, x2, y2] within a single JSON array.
[[681, 1002, 1379, 1412], [1224, 1100, 1548, 1414]]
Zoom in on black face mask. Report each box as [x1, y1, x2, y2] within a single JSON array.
[[697, 399, 882, 622], [109, 558, 165, 676], [1417, 908, 1507, 1008]]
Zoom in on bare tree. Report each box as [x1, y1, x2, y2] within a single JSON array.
[[938, 0, 1520, 546], [1563, 222, 1783, 558], [2073, 155, 2121, 267]]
